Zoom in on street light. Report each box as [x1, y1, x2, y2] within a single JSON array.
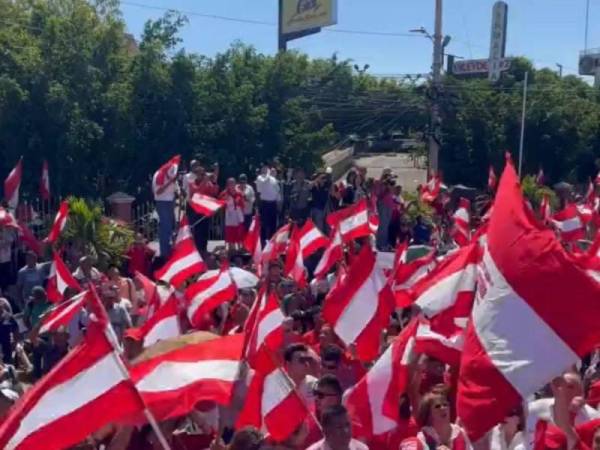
[[409, 27, 433, 41], [556, 63, 563, 78], [353, 64, 370, 74]]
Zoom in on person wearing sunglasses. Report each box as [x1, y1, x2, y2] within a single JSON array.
[[401, 392, 472, 450], [304, 375, 344, 448], [283, 343, 318, 411]]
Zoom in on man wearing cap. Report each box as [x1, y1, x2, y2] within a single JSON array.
[[237, 174, 255, 231]]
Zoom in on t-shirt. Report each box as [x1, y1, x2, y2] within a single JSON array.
[[256, 174, 280, 202], [107, 303, 133, 340], [25, 301, 51, 328], [16, 265, 47, 301]]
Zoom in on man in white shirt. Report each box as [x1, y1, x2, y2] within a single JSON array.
[[152, 162, 179, 259], [237, 174, 255, 231], [255, 165, 280, 241]]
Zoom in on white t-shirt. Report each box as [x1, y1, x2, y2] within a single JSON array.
[[255, 173, 280, 202], [152, 170, 178, 201], [489, 425, 525, 450], [239, 184, 256, 215]]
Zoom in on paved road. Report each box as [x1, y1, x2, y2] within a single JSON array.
[[351, 153, 427, 192]]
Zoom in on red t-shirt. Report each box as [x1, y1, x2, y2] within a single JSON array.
[[126, 244, 154, 277]]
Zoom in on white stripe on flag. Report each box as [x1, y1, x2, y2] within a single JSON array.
[[136, 359, 239, 392], [7, 353, 125, 450], [256, 308, 285, 348], [472, 246, 578, 398], [160, 251, 201, 282], [143, 316, 179, 348], [454, 209, 469, 223], [334, 267, 385, 345], [365, 343, 397, 435], [552, 217, 582, 233], [261, 369, 292, 417], [187, 273, 232, 320], [415, 264, 477, 316], [340, 210, 368, 236], [300, 228, 321, 250], [39, 297, 85, 334]]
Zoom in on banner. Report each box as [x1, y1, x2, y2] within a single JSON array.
[[281, 0, 338, 35]]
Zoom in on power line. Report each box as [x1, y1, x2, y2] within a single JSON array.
[[119, 1, 422, 38]]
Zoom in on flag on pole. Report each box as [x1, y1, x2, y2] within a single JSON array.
[[4, 157, 22, 209], [40, 160, 50, 201], [45, 200, 69, 245], [189, 193, 226, 217]]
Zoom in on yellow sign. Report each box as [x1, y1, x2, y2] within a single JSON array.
[[281, 0, 338, 35]]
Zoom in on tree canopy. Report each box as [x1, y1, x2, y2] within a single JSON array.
[[0, 0, 599, 200]]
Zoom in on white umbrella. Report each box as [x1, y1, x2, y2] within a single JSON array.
[[198, 267, 259, 289]]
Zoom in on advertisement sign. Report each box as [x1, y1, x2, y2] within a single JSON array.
[[281, 0, 338, 35], [489, 1, 509, 81], [453, 58, 512, 76]]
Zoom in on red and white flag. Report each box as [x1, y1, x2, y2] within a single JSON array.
[[488, 166, 498, 190], [421, 174, 442, 203], [40, 160, 50, 201], [0, 207, 19, 229], [131, 334, 243, 422], [414, 318, 464, 367], [393, 247, 438, 306], [174, 216, 193, 247], [153, 155, 180, 196], [189, 193, 226, 217], [456, 158, 600, 440], [39, 291, 89, 335], [236, 355, 307, 442], [0, 322, 143, 450], [284, 235, 307, 287], [451, 197, 471, 247], [326, 199, 371, 242], [186, 264, 236, 328], [539, 194, 552, 223], [345, 319, 418, 439], [552, 203, 585, 242], [244, 290, 285, 369], [314, 227, 343, 279], [155, 239, 206, 288], [297, 219, 329, 258], [3, 157, 22, 209], [45, 200, 69, 245], [407, 243, 479, 330], [128, 295, 180, 348], [261, 223, 291, 264], [586, 179, 596, 204], [535, 167, 545, 185], [322, 245, 395, 362], [577, 203, 595, 224], [243, 214, 262, 274], [46, 252, 82, 303]]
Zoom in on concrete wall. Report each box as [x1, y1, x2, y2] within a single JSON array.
[[321, 147, 354, 180]]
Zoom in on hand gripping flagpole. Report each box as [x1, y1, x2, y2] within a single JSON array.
[[89, 285, 173, 450]]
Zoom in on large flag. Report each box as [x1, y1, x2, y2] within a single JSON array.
[[186, 264, 236, 328], [45, 200, 69, 245], [40, 160, 50, 201], [4, 157, 22, 209], [46, 251, 81, 303], [284, 230, 307, 288], [0, 323, 144, 450], [457, 158, 600, 440], [189, 193, 226, 217], [326, 199, 371, 243], [262, 223, 291, 264], [244, 290, 285, 369], [297, 219, 329, 258], [322, 245, 395, 362], [131, 334, 243, 422], [155, 238, 206, 288], [345, 319, 418, 440]]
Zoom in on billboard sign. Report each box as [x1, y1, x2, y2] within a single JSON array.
[[453, 58, 512, 76], [489, 1, 509, 81], [281, 0, 338, 35]]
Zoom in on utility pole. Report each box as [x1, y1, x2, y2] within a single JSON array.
[[556, 63, 563, 78], [518, 71, 529, 178], [428, 0, 443, 176], [278, 0, 287, 51]]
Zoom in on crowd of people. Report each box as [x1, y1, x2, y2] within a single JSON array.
[[0, 154, 598, 450]]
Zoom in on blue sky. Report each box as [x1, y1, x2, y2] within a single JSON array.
[[120, 0, 599, 79]]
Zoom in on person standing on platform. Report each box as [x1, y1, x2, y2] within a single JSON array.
[[255, 164, 280, 242], [152, 156, 180, 259], [184, 160, 219, 254]]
